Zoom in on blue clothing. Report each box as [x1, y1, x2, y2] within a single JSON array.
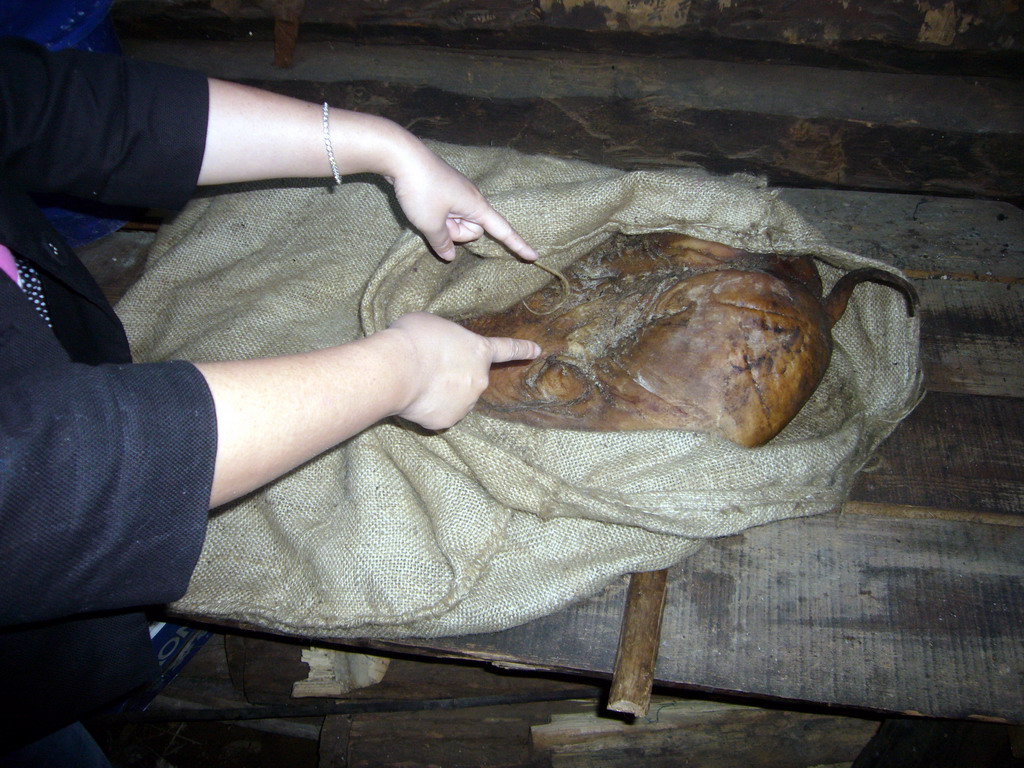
[[0, 722, 113, 768]]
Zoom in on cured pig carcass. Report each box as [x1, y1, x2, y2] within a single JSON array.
[[461, 233, 916, 447]]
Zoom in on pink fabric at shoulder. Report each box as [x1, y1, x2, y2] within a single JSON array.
[[0, 244, 19, 286]]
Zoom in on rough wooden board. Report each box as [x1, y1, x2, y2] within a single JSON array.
[[534, 697, 880, 768], [112, 16, 1024, 87], [850, 392, 1024, 515], [114, 0, 1024, 55], [120, 40, 1024, 199], [207, 80, 1024, 197], [777, 189, 1024, 398], [915, 280, 1024, 397], [224, 634, 311, 705], [357, 513, 1024, 722], [344, 701, 562, 768], [85, 167, 1024, 289], [775, 191, 1024, 281], [529, 0, 1022, 49], [843, 501, 1024, 529], [654, 515, 1024, 721], [318, 715, 352, 768], [223, 632, 599, 706], [100, 637, 326, 743], [122, 40, 1023, 133]]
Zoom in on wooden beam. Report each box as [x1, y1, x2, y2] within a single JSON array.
[[123, 40, 1023, 134], [534, 697, 880, 767], [271, 0, 307, 69], [116, 0, 1024, 57], [121, 40, 1024, 200], [318, 714, 352, 768], [843, 501, 1024, 529]]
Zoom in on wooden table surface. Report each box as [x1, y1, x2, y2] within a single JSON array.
[[89, 34, 1024, 724], [351, 188, 1024, 723]]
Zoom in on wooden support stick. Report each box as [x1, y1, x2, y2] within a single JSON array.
[[272, 0, 305, 69], [607, 568, 670, 717]]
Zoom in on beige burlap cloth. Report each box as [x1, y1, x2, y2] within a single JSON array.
[[118, 143, 921, 639]]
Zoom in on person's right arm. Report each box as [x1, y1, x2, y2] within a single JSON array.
[[198, 313, 540, 507], [0, 41, 541, 626]]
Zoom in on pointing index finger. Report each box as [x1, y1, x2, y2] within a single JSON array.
[[476, 206, 539, 262], [487, 337, 542, 364]]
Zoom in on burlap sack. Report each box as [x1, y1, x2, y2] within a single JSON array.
[[118, 142, 921, 639]]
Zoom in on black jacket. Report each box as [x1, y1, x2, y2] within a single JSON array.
[[0, 38, 218, 749]]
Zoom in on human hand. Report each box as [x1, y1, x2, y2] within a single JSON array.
[[385, 312, 541, 430], [388, 142, 538, 263], [197, 88, 537, 263]]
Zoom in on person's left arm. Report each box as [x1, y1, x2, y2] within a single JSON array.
[[198, 79, 537, 262], [0, 40, 534, 263]]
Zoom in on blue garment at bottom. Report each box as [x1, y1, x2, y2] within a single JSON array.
[[0, 722, 113, 768]]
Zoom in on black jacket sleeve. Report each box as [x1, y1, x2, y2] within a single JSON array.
[[0, 39, 218, 626], [0, 280, 218, 627], [0, 36, 208, 209]]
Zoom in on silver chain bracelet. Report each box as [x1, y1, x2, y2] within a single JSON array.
[[322, 102, 342, 186]]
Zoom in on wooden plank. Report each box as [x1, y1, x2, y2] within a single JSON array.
[[653, 515, 1023, 721], [116, 0, 1024, 56], [123, 40, 1023, 134], [776, 189, 1024, 399], [224, 634, 312, 705], [345, 702, 560, 768], [318, 714, 352, 768], [533, 697, 880, 768], [530, 0, 1023, 51], [223, 633, 599, 706], [850, 392, 1024, 515], [916, 280, 1024, 397], [121, 40, 1024, 200], [357, 513, 1024, 722], [776, 191, 1024, 283], [843, 501, 1024, 529]]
